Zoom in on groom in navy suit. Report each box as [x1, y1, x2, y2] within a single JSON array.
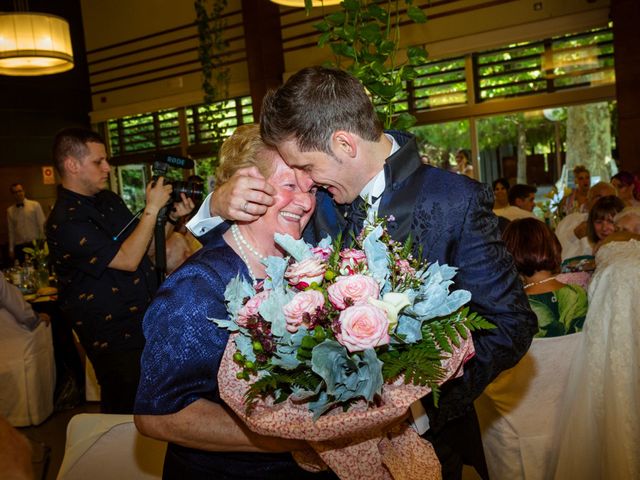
[[194, 67, 537, 480]]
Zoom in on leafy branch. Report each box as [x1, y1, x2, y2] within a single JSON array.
[[379, 307, 494, 406], [314, 0, 428, 129], [194, 0, 231, 165]]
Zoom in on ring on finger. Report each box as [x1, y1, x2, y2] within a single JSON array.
[[242, 201, 249, 213]]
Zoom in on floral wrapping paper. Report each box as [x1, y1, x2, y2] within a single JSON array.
[[218, 332, 475, 480]]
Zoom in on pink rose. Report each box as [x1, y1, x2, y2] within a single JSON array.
[[283, 290, 325, 333], [285, 257, 326, 289], [311, 246, 333, 261], [237, 290, 270, 327], [336, 304, 390, 352], [339, 248, 367, 275], [327, 274, 379, 310]]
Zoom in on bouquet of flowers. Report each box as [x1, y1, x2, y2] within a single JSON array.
[[214, 219, 493, 479]]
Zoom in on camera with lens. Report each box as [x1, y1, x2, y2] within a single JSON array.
[[152, 154, 204, 204]]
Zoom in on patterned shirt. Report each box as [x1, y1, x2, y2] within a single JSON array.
[[46, 186, 158, 357], [7, 198, 45, 251]]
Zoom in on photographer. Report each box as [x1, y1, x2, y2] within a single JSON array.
[[46, 128, 194, 413]]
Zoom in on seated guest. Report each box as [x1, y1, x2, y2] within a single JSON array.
[[493, 184, 538, 221], [502, 218, 587, 337], [0, 275, 49, 331], [555, 181, 616, 261], [586, 195, 625, 250], [549, 237, 640, 479], [590, 205, 640, 255], [611, 171, 640, 207], [491, 178, 510, 211], [559, 165, 590, 216], [134, 125, 335, 479]]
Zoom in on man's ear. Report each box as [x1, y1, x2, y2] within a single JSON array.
[[514, 198, 523, 209], [332, 131, 357, 158], [63, 156, 80, 175]]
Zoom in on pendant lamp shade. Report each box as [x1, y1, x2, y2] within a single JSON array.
[[0, 13, 74, 76], [271, 1, 341, 7]]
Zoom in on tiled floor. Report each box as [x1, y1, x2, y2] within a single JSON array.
[[18, 402, 100, 480]]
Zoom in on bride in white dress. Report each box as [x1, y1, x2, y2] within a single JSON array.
[[549, 239, 640, 479]]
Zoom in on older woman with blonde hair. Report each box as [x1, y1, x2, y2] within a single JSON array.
[[134, 125, 336, 479]]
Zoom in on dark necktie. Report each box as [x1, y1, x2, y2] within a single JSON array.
[[344, 196, 367, 240]]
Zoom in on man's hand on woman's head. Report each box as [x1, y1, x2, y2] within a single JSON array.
[[211, 166, 276, 222]]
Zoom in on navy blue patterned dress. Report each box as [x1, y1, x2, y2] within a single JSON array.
[[134, 242, 335, 479]]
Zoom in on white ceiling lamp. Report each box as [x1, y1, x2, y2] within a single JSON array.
[[271, 1, 341, 7], [0, 12, 74, 76]]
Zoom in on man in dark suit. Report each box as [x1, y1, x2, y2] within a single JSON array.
[[189, 66, 537, 480]]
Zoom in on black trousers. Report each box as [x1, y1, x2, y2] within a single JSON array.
[[423, 409, 490, 480], [90, 349, 142, 414]]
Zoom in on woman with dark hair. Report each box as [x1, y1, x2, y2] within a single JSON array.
[[492, 178, 510, 210], [611, 171, 640, 207], [502, 218, 588, 337], [586, 195, 625, 247], [455, 149, 474, 177]]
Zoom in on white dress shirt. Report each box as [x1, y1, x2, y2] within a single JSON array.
[[7, 198, 45, 253]]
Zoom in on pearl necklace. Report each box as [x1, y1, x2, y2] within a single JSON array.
[[231, 224, 266, 261], [231, 224, 265, 285], [523, 275, 557, 289]]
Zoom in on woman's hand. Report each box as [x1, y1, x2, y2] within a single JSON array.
[[211, 167, 275, 222]]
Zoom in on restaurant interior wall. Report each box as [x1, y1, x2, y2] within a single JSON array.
[[81, 0, 249, 123], [79, 0, 611, 123]]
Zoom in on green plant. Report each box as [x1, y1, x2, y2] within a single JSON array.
[[314, 0, 428, 129], [23, 239, 49, 266], [194, 0, 231, 169]]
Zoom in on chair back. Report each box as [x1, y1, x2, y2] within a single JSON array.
[[56, 414, 166, 480]]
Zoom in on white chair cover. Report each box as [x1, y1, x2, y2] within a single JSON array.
[[549, 239, 640, 480], [0, 313, 55, 426], [475, 333, 582, 480], [57, 413, 166, 480]]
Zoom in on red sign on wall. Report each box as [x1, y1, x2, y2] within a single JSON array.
[[42, 166, 55, 185]]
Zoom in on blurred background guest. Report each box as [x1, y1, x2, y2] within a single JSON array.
[[555, 182, 616, 261], [502, 218, 587, 338], [455, 149, 473, 177], [491, 178, 510, 211], [611, 171, 640, 207], [0, 274, 49, 331], [559, 165, 590, 216], [586, 195, 625, 250], [494, 184, 537, 221], [6, 183, 46, 264]]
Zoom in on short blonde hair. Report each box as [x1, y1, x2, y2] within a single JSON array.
[[214, 124, 276, 187]]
